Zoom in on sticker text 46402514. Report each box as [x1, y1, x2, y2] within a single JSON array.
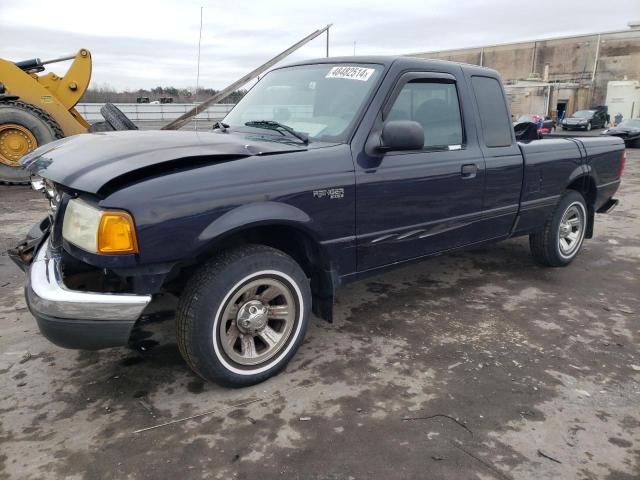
[[325, 66, 375, 81]]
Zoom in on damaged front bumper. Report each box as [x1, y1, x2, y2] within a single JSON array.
[[15, 234, 151, 350]]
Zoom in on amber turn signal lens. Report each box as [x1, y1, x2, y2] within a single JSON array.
[[97, 211, 139, 254]]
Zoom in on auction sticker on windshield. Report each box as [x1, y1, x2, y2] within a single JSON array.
[[326, 66, 375, 81]]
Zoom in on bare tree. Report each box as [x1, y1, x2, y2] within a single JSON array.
[[81, 84, 246, 104]]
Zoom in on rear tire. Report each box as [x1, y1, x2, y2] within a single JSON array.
[[0, 101, 63, 183], [176, 245, 311, 387], [529, 191, 588, 267]]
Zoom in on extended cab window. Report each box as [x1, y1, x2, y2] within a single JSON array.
[[387, 80, 463, 148], [471, 76, 513, 147]]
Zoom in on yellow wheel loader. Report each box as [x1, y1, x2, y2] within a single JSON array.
[[0, 49, 136, 183]]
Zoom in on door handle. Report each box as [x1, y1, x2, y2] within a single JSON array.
[[461, 163, 478, 178]]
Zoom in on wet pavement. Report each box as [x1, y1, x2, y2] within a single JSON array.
[[0, 149, 638, 480]]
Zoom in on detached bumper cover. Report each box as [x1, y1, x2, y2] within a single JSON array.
[[25, 237, 151, 349]]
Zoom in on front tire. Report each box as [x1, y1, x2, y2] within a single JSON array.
[[529, 191, 588, 267], [176, 245, 311, 387]]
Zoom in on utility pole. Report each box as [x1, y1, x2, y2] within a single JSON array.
[[326, 26, 330, 57], [194, 6, 203, 130]]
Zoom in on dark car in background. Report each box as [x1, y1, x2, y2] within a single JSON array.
[[602, 118, 640, 147], [562, 108, 608, 131]]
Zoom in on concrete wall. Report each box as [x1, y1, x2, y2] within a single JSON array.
[[410, 29, 640, 119], [506, 86, 549, 120]]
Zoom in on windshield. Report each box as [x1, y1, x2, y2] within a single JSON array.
[[223, 63, 383, 142], [618, 118, 640, 128], [572, 110, 594, 119]]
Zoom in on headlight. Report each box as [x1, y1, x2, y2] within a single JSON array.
[[30, 175, 45, 192], [62, 199, 139, 254]]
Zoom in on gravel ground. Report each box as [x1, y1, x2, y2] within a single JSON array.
[[0, 147, 638, 480]]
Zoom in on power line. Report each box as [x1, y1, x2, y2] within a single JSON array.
[[194, 6, 203, 131]]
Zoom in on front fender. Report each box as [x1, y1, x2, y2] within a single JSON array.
[[197, 201, 315, 246], [194, 201, 338, 322]]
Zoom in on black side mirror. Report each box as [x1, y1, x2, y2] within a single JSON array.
[[379, 120, 424, 151]]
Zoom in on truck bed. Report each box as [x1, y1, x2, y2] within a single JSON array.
[[514, 135, 624, 235]]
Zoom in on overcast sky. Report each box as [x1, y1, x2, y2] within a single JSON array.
[[1, 0, 638, 91]]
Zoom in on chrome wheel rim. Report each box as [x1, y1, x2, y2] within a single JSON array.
[[218, 277, 296, 366], [558, 203, 585, 257]]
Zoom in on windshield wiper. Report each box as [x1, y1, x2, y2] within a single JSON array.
[[244, 120, 309, 144], [213, 121, 229, 132]]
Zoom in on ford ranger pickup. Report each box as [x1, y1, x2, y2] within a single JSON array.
[[10, 56, 625, 387]]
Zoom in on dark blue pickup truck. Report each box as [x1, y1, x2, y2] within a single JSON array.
[[12, 56, 625, 387]]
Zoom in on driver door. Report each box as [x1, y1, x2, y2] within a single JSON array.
[[355, 72, 486, 271]]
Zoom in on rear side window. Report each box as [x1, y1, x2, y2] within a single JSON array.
[[386, 80, 463, 148], [471, 76, 513, 147]]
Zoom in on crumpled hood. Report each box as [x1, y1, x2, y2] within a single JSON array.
[[21, 130, 307, 194]]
